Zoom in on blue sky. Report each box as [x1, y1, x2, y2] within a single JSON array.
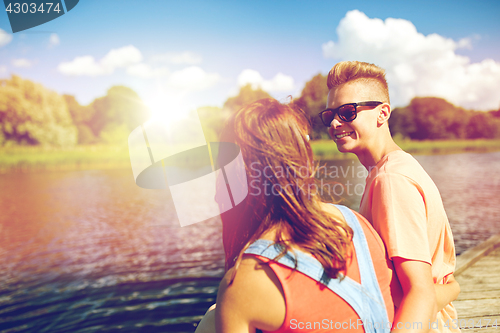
[[1, 0, 500, 120]]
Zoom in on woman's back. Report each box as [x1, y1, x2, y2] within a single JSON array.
[[216, 204, 396, 333]]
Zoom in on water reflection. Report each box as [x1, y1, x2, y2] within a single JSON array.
[[0, 169, 224, 332], [415, 152, 500, 253]]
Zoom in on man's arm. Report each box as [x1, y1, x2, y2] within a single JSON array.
[[391, 258, 438, 333], [434, 274, 460, 311]]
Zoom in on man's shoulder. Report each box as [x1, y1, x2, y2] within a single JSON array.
[[374, 150, 428, 182], [370, 150, 445, 204]]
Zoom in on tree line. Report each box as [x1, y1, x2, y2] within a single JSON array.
[[0, 76, 149, 147], [292, 73, 500, 140], [1, 74, 499, 147], [389, 97, 500, 140]]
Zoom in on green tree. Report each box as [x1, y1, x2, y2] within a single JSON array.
[[0, 75, 77, 146], [88, 86, 150, 144], [64, 94, 94, 123], [389, 106, 416, 139], [467, 112, 500, 139], [223, 84, 271, 113], [403, 97, 468, 140], [490, 109, 500, 118], [63, 94, 98, 144], [445, 107, 469, 139], [389, 97, 500, 140], [293, 73, 329, 140]]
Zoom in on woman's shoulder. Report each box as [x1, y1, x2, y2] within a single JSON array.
[[217, 255, 286, 332]]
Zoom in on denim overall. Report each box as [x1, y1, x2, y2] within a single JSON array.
[[244, 205, 390, 333]]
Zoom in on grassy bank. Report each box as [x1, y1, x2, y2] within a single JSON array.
[[1, 139, 500, 172], [0, 144, 131, 173], [311, 138, 500, 160]]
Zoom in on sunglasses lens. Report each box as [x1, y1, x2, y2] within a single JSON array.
[[321, 110, 334, 126], [338, 105, 357, 122]]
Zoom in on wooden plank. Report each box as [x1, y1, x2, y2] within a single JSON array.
[[456, 275, 500, 286], [454, 237, 500, 329], [458, 275, 500, 283], [456, 278, 500, 292], [454, 315, 500, 324], [461, 326, 500, 333], [454, 315, 500, 333], [456, 285, 500, 293], [454, 299, 500, 317], [476, 247, 500, 258], [457, 289, 500, 301], [455, 234, 500, 276], [472, 248, 500, 264], [474, 258, 500, 266], [456, 250, 500, 292], [476, 256, 500, 263], [458, 270, 500, 279]]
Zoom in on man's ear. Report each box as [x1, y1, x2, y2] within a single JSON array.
[[377, 103, 391, 126]]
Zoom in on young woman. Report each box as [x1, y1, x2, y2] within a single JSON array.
[[197, 98, 398, 333]]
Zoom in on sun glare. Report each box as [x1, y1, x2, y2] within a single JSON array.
[[138, 89, 208, 162], [144, 95, 193, 125]]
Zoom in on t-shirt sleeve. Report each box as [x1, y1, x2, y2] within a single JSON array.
[[369, 172, 431, 264]]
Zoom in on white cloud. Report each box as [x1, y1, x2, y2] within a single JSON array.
[[58, 45, 143, 76], [322, 10, 500, 110], [0, 29, 12, 47], [12, 58, 32, 68], [166, 66, 220, 91], [126, 63, 169, 78], [101, 45, 142, 69], [49, 33, 60, 46], [151, 51, 202, 65], [457, 38, 472, 50], [58, 55, 107, 76], [237, 69, 295, 92], [57, 47, 221, 92]]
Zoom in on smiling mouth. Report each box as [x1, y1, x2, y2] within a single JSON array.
[[335, 131, 354, 140]]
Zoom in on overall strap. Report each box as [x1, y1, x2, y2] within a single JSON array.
[[243, 205, 390, 333], [334, 205, 390, 332]]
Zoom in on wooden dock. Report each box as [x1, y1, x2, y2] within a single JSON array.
[[454, 234, 500, 332]]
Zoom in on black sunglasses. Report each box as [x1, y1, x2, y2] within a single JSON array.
[[319, 101, 383, 127]]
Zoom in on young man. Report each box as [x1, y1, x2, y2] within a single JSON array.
[[321, 61, 460, 333]]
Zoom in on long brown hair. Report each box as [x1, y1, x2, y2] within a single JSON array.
[[220, 98, 353, 280]]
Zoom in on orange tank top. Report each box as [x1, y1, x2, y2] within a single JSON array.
[[246, 210, 396, 333]]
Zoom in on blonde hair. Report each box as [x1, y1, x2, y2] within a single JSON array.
[[327, 61, 390, 104]]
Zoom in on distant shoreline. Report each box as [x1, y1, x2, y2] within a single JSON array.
[[1, 139, 500, 173], [312, 138, 500, 161], [0, 144, 131, 174]]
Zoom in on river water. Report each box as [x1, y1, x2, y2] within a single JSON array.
[[1, 151, 499, 332]]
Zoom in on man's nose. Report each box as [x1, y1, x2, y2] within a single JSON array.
[[330, 114, 343, 128]]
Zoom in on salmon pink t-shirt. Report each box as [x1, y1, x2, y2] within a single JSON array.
[[359, 150, 458, 333]]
